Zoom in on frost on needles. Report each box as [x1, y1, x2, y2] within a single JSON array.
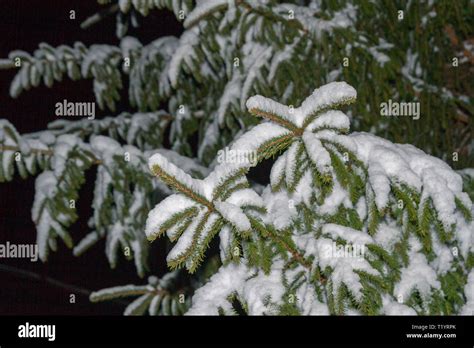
[[146, 82, 473, 315]]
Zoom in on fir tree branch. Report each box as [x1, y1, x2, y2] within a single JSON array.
[[256, 133, 295, 161], [0, 57, 80, 70], [236, 0, 309, 35], [185, 0, 311, 35], [0, 144, 53, 156], [0, 144, 102, 165], [150, 164, 214, 211], [249, 217, 312, 269], [92, 286, 172, 299], [81, 4, 120, 29], [0, 110, 175, 165], [0, 58, 15, 69], [248, 108, 300, 133]]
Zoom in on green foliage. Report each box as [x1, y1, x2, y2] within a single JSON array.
[[90, 271, 191, 316], [0, 0, 472, 316]]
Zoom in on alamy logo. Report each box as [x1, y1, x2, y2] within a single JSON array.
[[380, 99, 420, 120], [0, 241, 38, 262], [18, 322, 56, 341], [55, 99, 95, 120], [321, 242, 365, 260], [216, 147, 257, 167]]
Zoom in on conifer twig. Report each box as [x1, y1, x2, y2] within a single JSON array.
[[0, 144, 103, 165], [81, 4, 120, 30], [248, 108, 300, 133], [150, 164, 214, 211]]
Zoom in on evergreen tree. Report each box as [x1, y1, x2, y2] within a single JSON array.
[[0, 0, 472, 315]]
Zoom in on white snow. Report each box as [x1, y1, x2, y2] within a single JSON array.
[[73, 231, 99, 256], [187, 261, 289, 315], [240, 262, 286, 315], [148, 152, 205, 197], [90, 135, 122, 162], [168, 29, 199, 87], [322, 223, 373, 246], [154, 148, 209, 178], [382, 295, 417, 315], [299, 82, 357, 124], [297, 283, 330, 315], [317, 179, 351, 216], [277, 3, 356, 39], [240, 43, 273, 109], [217, 73, 241, 126], [186, 263, 248, 315], [284, 141, 299, 188], [394, 238, 441, 304], [316, 237, 377, 301], [166, 210, 206, 263], [429, 235, 454, 274], [306, 110, 350, 132], [142, 80, 473, 315], [270, 151, 287, 189], [350, 131, 470, 230], [460, 270, 474, 315], [302, 131, 331, 173], [373, 222, 401, 250], [145, 194, 198, 240], [31, 171, 62, 261], [214, 200, 251, 232], [454, 216, 474, 259], [225, 188, 264, 208], [203, 122, 291, 197], [292, 171, 313, 207], [183, 0, 229, 28], [219, 225, 232, 260], [120, 36, 141, 57], [246, 95, 292, 124], [367, 161, 391, 210], [52, 135, 80, 176], [316, 129, 357, 153], [268, 40, 299, 83], [262, 189, 295, 229], [124, 293, 153, 316], [247, 81, 356, 128]]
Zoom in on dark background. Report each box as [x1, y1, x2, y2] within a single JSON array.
[[0, 0, 183, 315]]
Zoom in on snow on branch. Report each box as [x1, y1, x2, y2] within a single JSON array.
[[183, 0, 229, 28], [146, 151, 267, 271], [182, 81, 473, 314], [115, 0, 192, 19], [247, 82, 356, 129], [90, 271, 191, 315], [2, 37, 179, 111]]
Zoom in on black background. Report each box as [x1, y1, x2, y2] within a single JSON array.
[[0, 0, 183, 315], [0, 315, 473, 345]]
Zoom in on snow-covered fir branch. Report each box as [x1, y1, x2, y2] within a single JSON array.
[[144, 82, 473, 315], [0, 0, 472, 316]]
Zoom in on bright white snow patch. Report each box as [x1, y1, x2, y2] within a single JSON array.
[[145, 194, 197, 240], [148, 152, 205, 197], [382, 295, 417, 315], [302, 131, 331, 173], [394, 238, 441, 304], [183, 0, 228, 28], [460, 270, 474, 315], [186, 263, 248, 315], [247, 81, 356, 127], [214, 200, 251, 232]]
